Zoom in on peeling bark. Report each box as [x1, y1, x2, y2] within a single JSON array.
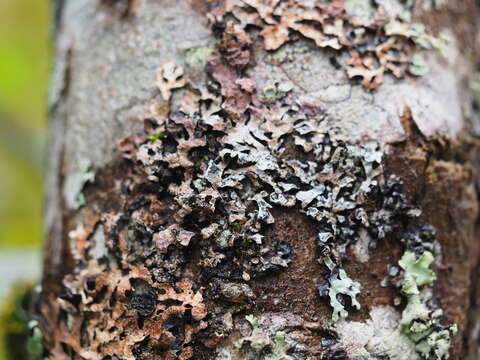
[[40, 0, 480, 359]]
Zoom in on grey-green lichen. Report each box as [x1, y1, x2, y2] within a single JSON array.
[[185, 45, 216, 69], [334, 305, 419, 359], [266, 332, 291, 360], [345, 0, 375, 20], [398, 251, 457, 359], [472, 73, 480, 105], [229, 315, 292, 360], [261, 82, 293, 102], [132, 67, 420, 324], [385, 21, 448, 54], [409, 55, 430, 77], [467, 73, 480, 136], [63, 159, 95, 209], [329, 268, 362, 322], [323, 256, 362, 322]]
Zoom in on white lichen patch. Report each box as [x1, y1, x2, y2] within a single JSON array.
[[216, 313, 308, 360], [63, 159, 95, 209], [352, 228, 372, 263], [334, 306, 420, 360]]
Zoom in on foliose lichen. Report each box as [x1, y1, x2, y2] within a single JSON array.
[[398, 250, 457, 359], [208, 0, 445, 90], [185, 46, 216, 69], [409, 55, 430, 77], [323, 255, 362, 322], [234, 315, 292, 360]]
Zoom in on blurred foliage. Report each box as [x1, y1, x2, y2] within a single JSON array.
[[0, 282, 39, 360], [0, 0, 50, 248]]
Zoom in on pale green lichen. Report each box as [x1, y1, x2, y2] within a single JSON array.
[[240, 315, 292, 359], [423, 0, 448, 11], [74, 163, 95, 209], [416, 327, 458, 360], [261, 82, 293, 102], [472, 73, 480, 105], [185, 46, 215, 68], [266, 48, 289, 64], [324, 256, 362, 322], [398, 251, 457, 360], [266, 332, 291, 360], [345, 0, 375, 20], [385, 21, 448, 54], [408, 55, 429, 77], [399, 251, 436, 293], [383, 19, 449, 68], [334, 306, 420, 359]]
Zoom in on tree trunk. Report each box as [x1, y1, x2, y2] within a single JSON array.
[[39, 0, 480, 359]]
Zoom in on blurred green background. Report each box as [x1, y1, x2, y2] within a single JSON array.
[[0, 0, 50, 248], [0, 0, 51, 358]]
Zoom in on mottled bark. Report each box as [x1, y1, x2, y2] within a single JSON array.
[[40, 0, 480, 359]]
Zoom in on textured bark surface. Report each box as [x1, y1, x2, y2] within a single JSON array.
[[40, 0, 480, 359]]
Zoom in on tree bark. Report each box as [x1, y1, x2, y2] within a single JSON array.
[[39, 0, 480, 359]]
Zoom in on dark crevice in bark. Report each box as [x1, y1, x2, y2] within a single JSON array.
[[461, 179, 480, 359]]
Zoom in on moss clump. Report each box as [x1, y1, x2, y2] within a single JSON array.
[[147, 131, 166, 141]]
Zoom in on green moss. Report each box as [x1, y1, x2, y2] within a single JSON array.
[[147, 132, 166, 141]]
